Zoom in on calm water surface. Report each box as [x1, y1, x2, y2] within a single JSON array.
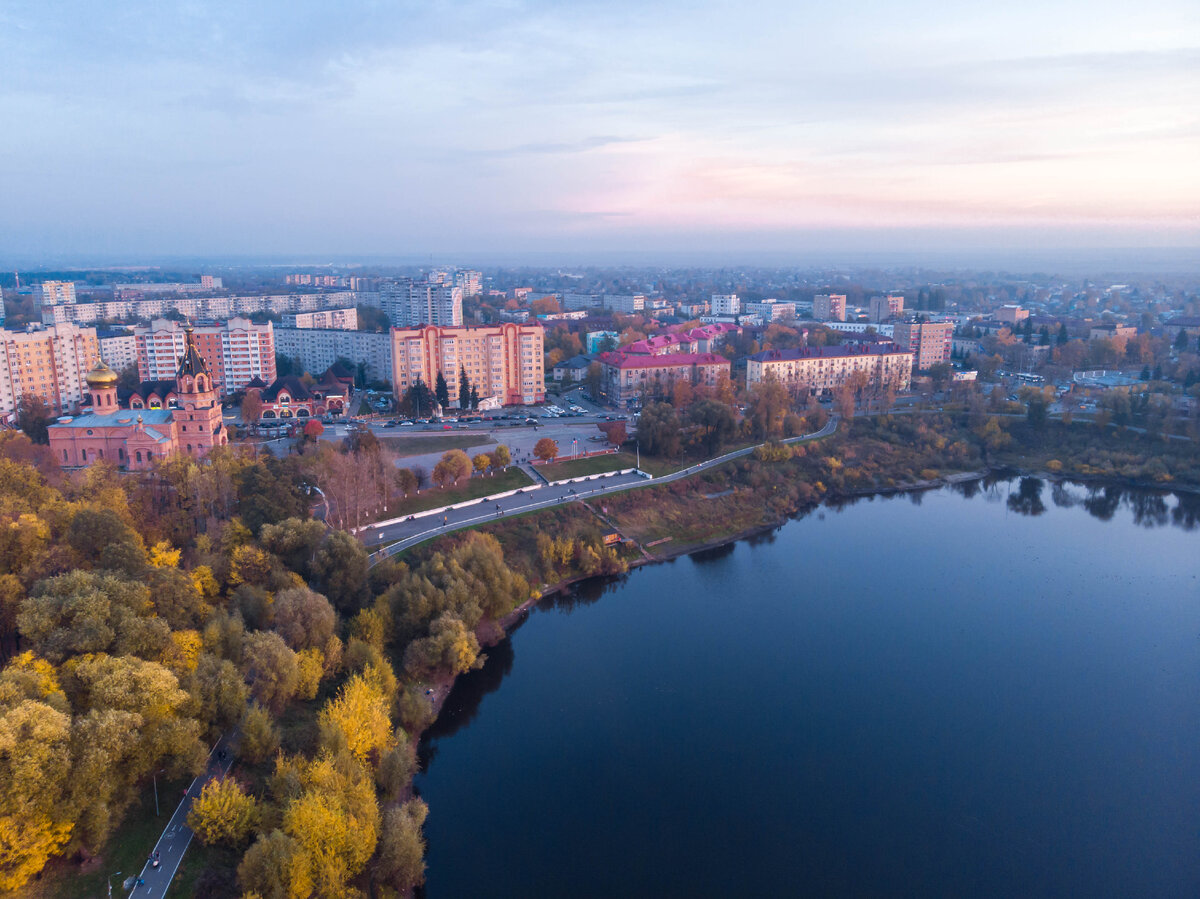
[[416, 479, 1200, 897]]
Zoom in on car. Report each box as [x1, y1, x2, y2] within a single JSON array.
[[442, 424, 452, 430], [400, 420, 415, 426], [382, 421, 397, 428]]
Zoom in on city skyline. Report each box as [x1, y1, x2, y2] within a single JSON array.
[[1, 0, 1197, 259]]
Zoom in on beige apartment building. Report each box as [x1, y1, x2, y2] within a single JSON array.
[[134, 317, 276, 395], [868, 295, 905, 322], [0, 323, 99, 419], [890, 321, 953, 371], [813, 294, 847, 322], [391, 323, 546, 407], [598, 350, 731, 407], [745, 344, 912, 396]]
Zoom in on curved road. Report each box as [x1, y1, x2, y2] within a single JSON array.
[[363, 416, 839, 565]]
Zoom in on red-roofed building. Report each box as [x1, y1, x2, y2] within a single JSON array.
[[599, 351, 730, 407]]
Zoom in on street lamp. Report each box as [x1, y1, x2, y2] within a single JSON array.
[[108, 871, 121, 899], [635, 440, 640, 470]]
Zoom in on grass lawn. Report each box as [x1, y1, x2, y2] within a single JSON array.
[[538, 451, 635, 480], [388, 467, 533, 516], [378, 433, 496, 456]]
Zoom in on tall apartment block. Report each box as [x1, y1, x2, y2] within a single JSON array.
[[813, 294, 847, 322], [273, 328, 392, 383], [381, 280, 464, 327], [890, 321, 953, 371], [868, 295, 905, 322], [454, 270, 483, 296], [711, 294, 741, 316], [0, 323, 99, 419], [39, 280, 77, 307], [391, 323, 545, 407], [134, 317, 275, 395]]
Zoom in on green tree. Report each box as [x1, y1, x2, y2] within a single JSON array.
[[434, 371, 450, 409], [687, 399, 736, 455], [491, 444, 511, 471], [401, 377, 433, 418], [458, 365, 471, 410], [636, 402, 682, 457], [271, 586, 337, 651], [311, 530, 369, 615], [375, 799, 429, 891], [241, 631, 300, 713], [187, 776, 261, 846], [240, 702, 280, 764], [15, 395, 53, 445]]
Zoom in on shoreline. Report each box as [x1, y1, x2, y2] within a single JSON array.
[[412, 462, 1189, 740]]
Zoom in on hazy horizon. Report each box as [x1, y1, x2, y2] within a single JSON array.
[[2, 1, 1197, 261]]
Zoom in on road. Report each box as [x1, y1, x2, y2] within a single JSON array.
[[362, 415, 839, 564], [125, 734, 236, 898]]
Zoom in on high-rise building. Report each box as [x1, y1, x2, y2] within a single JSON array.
[[0, 322, 99, 419], [454, 270, 483, 296], [199, 275, 223, 290], [745, 299, 795, 321], [391, 323, 545, 407], [601, 294, 645, 314], [813, 294, 847, 322], [134, 317, 275, 395], [273, 328, 392, 382], [380, 280, 463, 327], [891, 321, 953, 370], [98, 330, 138, 373], [868, 295, 905, 322], [711, 294, 741, 316], [38, 281, 77, 307]]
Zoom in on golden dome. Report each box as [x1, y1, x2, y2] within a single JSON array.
[[85, 359, 118, 388]]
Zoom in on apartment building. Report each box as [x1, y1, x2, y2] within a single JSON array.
[[199, 275, 223, 290], [41, 291, 361, 325], [273, 328, 392, 383], [134, 317, 275, 395], [745, 299, 796, 321], [598, 350, 730, 407], [890, 321, 953, 370], [711, 294, 741, 316], [1088, 323, 1138, 341], [381, 280, 463, 327], [0, 323, 99, 419], [813, 294, 847, 322], [39, 280, 77, 307], [98, 331, 138, 372], [564, 293, 602, 311], [282, 308, 358, 330], [868, 295, 905, 322], [994, 304, 1029, 325], [602, 294, 646, 314], [454, 270, 483, 296], [391, 323, 545, 407], [745, 344, 912, 396]]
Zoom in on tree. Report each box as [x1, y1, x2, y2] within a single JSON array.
[[1057, 322, 1070, 346], [469, 385, 479, 409], [241, 631, 300, 713], [585, 362, 603, 400], [833, 384, 856, 420], [403, 613, 481, 677], [318, 670, 396, 762], [928, 363, 954, 391], [375, 799, 429, 891], [530, 296, 560, 315], [457, 365, 470, 410], [533, 437, 559, 463], [598, 420, 627, 446], [434, 371, 450, 410], [395, 467, 418, 497], [432, 449, 471, 487], [311, 531, 369, 615], [272, 587, 337, 651], [302, 419, 324, 442], [687, 399, 736, 455], [239, 703, 280, 764], [637, 402, 682, 457], [401, 377, 433, 418], [187, 776, 261, 846], [745, 379, 789, 440], [238, 829, 313, 899], [15, 395, 53, 445], [241, 391, 263, 424], [491, 444, 511, 471], [472, 453, 492, 476]]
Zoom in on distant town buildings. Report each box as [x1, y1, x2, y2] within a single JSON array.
[[134, 317, 275, 395], [745, 299, 796, 321], [602, 294, 646, 314], [813, 294, 847, 322], [585, 330, 619, 353], [97, 330, 138, 373], [41, 291, 361, 325], [282, 308, 358, 330], [868, 295, 904, 323], [1088, 323, 1137, 341], [0, 322, 99, 419], [890, 321, 953, 370], [390, 323, 546, 407], [745, 344, 913, 396], [38, 280, 76, 308], [994, 305, 1029, 325]]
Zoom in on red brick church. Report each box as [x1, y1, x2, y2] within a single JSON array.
[[49, 324, 228, 469]]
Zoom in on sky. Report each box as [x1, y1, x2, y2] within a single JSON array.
[[1, 0, 1198, 263]]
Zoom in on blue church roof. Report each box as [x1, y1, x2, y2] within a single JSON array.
[[49, 408, 174, 430]]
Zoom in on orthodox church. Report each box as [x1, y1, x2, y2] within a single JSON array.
[[49, 324, 228, 469]]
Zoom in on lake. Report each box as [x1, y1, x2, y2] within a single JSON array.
[[415, 478, 1200, 897]]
